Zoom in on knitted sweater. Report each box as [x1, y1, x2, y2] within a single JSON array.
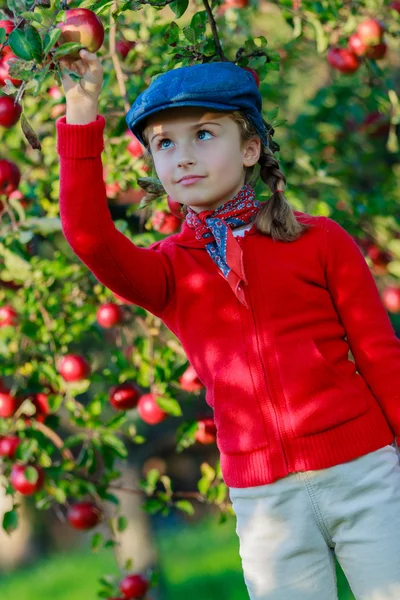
[[56, 114, 399, 488]]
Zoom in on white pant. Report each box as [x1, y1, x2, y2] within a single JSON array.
[[229, 441, 400, 600]]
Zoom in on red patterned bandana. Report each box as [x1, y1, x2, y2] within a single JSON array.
[[185, 184, 261, 307]]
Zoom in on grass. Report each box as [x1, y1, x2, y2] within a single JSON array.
[[0, 513, 355, 599]]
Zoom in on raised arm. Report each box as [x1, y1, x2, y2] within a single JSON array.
[[56, 51, 175, 316]]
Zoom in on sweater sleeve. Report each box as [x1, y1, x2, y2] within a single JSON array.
[[324, 216, 400, 435], [56, 114, 175, 316]]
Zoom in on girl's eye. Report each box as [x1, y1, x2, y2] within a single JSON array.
[[156, 129, 213, 150]]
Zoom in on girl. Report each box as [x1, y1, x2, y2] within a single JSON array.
[[57, 50, 400, 600]]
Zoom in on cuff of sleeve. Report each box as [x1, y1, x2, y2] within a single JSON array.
[[56, 114, 105, 158]]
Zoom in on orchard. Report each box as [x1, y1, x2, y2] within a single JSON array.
[[0, 0, 399, 598]]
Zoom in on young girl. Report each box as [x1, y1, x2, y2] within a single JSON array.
[[57, 51, 400, 600]]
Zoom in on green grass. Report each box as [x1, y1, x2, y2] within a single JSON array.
[[0, 514, 355, 599]]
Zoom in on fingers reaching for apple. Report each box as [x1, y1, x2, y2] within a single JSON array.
[[59, 49, 104, 109]]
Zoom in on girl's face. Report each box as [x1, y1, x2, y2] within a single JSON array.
[[143, 106, 261, 214]]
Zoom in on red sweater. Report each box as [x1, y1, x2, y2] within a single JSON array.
[[56, 114, 400, 488]]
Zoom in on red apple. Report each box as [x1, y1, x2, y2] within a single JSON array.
[[0, 435, 20, 458], [109, 382, 140, 410], [0, 392, 19, 417], [0, 160, 20, 196], [391, 1, 400, 11], [151, 210, 181, 234], [105, 181, 122, 198], [382, 286, 400, 314], [223, 0, 249, 7], [48, 85, 63, 100], [195, 417, 217, 444], [67, 501, 101, 529], [365, 43, 387, 60], [356, 18, 385, 46], [116, 39, 136, 60], [137, 393, 168, 425], [10, 463, 44, 495], [56, 8, 105, 59], [243, 67, 260, 88], [125, 131, 145, 158], [25, 392, 50, 423], [0, 304, 17, 326], [119, 574, 149, 599], [0, 19, 15, 37], [50, 104, 66, 119], [0, 48, 23, 87], [96, 302, 123, 328], [58, 354, 91, 382], [167, 196, 185, 219], [327, 47, 360, 73], [179, 365, 204, 392], [348, 33, 369, 57], [0, 95, 22, 128]]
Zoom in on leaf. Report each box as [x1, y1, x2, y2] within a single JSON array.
[[163, 21, 179, 46], [0, 242, 31, 279], [183, 27, 195, 45], [156, 396, 182, 417], [52, 42, 85, 61], [43, 27, 62, 55], [200, 462, 215, 481], [197, 476, 211, 495], [91, 531, 104, 552], [141, 497, 164, 515], [19, 11, 43, 24], [101, 433, 128, 458], [169, 0, 189, 19], [8, 58, 37, 81], [21, 113, 42, 151], [24, 466, 39, 484], [8, 27, 42, 62], [174, 499, 195, 515], [0, 28, 6, 45], [117, 516, 128, 532], [2, 509, 19, 535], [22, 217, 62, 235]]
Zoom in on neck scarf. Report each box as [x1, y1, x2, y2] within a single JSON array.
[[185, 184, 261, 307]]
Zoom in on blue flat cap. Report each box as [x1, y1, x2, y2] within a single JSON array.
[[126, 61, 278, 152]]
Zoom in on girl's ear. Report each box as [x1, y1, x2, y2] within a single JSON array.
[[243, 137, 261, 167]]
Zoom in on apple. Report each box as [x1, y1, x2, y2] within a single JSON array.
[[327, 48, 360, 73], [223, 0, 249, 7], [10, 463, 44, 495], [50, 104, 66, 119], [382, 286, 400, 314], [109, 382, 140, 410], [56, 8, 105, 59], [0, 160, 20, 196], [0, 304, 17, 326], [348, 33, 369, 57], [58, 354, 91, 382], [391, 1, 400, 11], [116, 39, 136, 60], [0, 392, 19, 417], [105, 181, 122, 198], [0, 435, 20, 458], [0, 95, 22, 128], [25, 392, 50, 423], [195, 417, 217, 444], [151, 210, 181, 234], [356, 18, 385, 46], [119, 574, 149, 599], [0, 48, 23, 87], [125, 131, 145, 158], [137, 393, 168, 425], [96, 302, 123, 328], [67, 501, 101, 529], [179, 365, 204, 392], [243, 67, 260, 88], [48, 85, 63, 100], [0, 19, 15, 37], [167, 196, 185, 219]]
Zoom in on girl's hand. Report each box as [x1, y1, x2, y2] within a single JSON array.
[[59, 49, 104, 110]]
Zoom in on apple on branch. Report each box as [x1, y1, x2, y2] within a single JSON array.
[[56, 8, 105, 59]]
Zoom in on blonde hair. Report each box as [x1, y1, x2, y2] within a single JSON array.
[[138, 110, 312, 242]]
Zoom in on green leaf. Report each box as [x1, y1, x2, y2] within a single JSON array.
[[3, 509, 19, 535], [0, 242, 31, 280], [117, 516, 128, 532], [200, 462, 215, 481], [52, 42, 85, 60], [25, 466, 39, 484], [174, 499, 195, 515], [101, 433, 128, 458], [19, 11, 43, 24], [169, 0, 189, 19], [91, 531, 104, 552], [16, 439, 39, 463], [0, 28, 6, 45], [8, 26, 43, 62], [197, 476, 211, 495], [43, 27, 62, 55], [141, 497, 164, 515], [183, 27, 195, 45], [156, 396, 182, 417], [163, 21, 179, 46]]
